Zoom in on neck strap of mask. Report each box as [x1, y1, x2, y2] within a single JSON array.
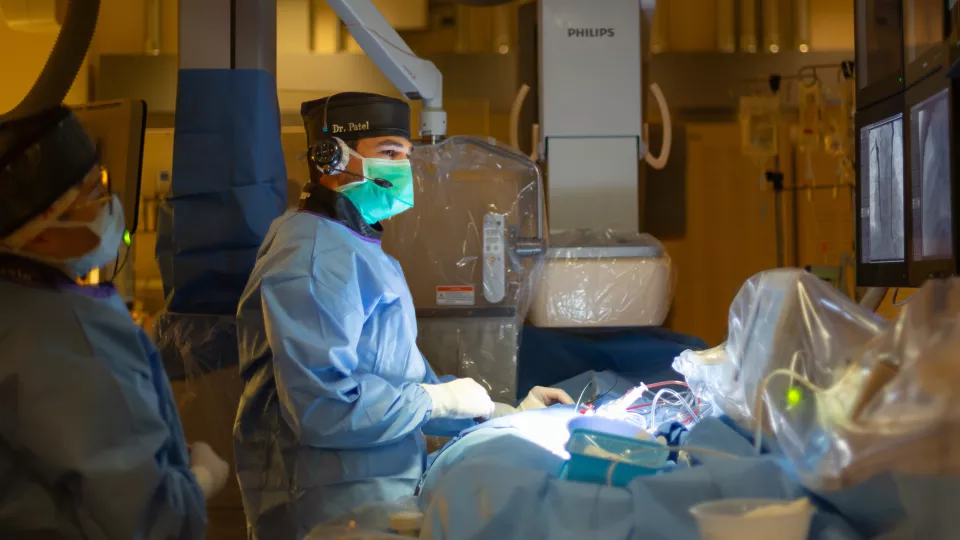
[[0, 253, 77, 289]]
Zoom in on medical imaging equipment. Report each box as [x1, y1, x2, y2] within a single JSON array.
[[903, 0, 950, 86], [72, 99, 147, 235], [855, 94, 909, 286], [674, 269, 886, 432], [323, 0, 445, 141], [855, 0, 905, 108], [377, 1, 673, 397], [72, 99, 147, 300], [525, 0, 674, 329], [906, 74, 958, 284], [854, 0, 960, 287], [380, 136, 545, 402]]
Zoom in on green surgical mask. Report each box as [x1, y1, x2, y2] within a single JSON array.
[[337, 152, 415, 224]]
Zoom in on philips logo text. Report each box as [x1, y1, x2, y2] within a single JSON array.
[[568, 28, 615, 38]]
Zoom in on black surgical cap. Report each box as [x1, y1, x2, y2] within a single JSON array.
[[0, 106, 97, 239], [301, 92, 411, 147]]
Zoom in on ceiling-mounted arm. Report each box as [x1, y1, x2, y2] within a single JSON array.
[[0, 0, 100, 122], [325, 0, 447, 141]]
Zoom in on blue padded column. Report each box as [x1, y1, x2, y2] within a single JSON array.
[[156, 69, 286, 317]]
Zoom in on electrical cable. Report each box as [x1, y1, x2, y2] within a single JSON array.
[[593, 375, 618, 404], [891, 288, 914, 307], [110, 242, 132, 281]]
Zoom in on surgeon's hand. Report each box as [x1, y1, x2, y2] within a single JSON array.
[[517, 386, 575, 412], [421, 378, 495, 420], [489, 386, 576, 419], [189, 441, 230, 500]]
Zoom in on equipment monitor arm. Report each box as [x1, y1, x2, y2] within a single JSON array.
[[325, 0, 447, 140]]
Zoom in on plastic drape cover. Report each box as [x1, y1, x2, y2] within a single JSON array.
[[529, 229, 674, 328], [156, 69, 287, 315], [787, 278, 960, 490], [153, 312, 244, 510], [673, 269, 886, 431], [307, 497, 420, 539], [381, 136, 545, 402]]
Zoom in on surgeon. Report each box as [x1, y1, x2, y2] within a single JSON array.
[[234, 91, 572, 538], [0, 106, 230, 538]]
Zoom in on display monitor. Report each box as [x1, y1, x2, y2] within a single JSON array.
[[952, 0, 960, 43], [907, 75, 956, 284], [910, 89, 952, 259], [861, 117, 905, 263], [903, 0, 950, 85], [856, 95, 910, 287], [72, 100, 147, 234], [856, 0, 905, 106]]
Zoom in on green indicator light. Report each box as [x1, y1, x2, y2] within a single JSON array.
[[123, 230, 132, 246], [786, 387, 802, 408]]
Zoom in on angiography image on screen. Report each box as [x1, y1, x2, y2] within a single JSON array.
[[860, 115, 905, 263], [911, 88, 954, 260]]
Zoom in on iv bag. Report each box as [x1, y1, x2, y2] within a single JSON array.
[[821, 100, 849, 157], [798, 80, 822, 153], [739, 95, 781, 158], [840, 78, 856, 154]]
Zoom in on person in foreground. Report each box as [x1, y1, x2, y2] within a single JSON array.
[[0, 106, 230, 539], [234, 92, 573, 538]]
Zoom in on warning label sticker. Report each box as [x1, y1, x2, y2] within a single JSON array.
[[436, 285, 476, 306]]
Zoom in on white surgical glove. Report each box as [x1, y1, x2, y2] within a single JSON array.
[[189, 441, 230, 500], [517, 386, 575, 412], [421, 378, 495, 420], [489, 386, 576, 419]]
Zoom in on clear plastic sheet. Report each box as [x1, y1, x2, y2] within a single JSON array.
[[152, 312, 244, 512], [778, 278, 960, 490], [798, 80, 823, 153], [673, 269, 886, 430], [529, 230, 674, 328], [672, 345, 738, 422], [381, 136, 545, 402], [305, 528, 410, 540], [307, 497, 421, 539]]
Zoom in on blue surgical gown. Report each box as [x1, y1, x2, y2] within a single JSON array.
[[235, 209, 471, 539], [0, 270, 207, 539]]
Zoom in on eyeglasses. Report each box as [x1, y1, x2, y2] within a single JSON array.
[[63, 167, 114, 218]]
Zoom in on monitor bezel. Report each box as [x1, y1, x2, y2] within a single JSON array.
[[906, 72, 958, 285], [902, 0, 950, 87], [855, 93, 911, 288], [949, 0, 960, 73], [856, 0, 906, 109], [71, 100, 147, 235]]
